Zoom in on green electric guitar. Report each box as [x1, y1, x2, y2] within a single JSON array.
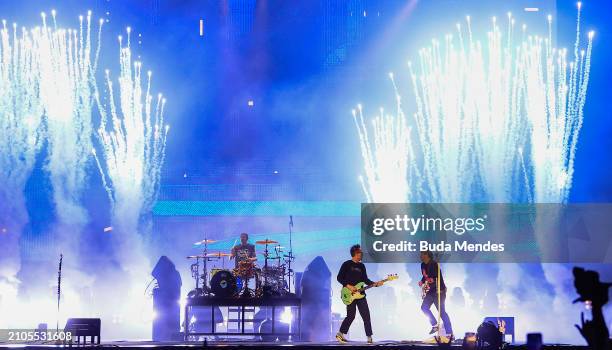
[[340, 274, 399, 305]]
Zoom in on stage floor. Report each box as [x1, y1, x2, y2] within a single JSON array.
[[0, 340, 589, 350]]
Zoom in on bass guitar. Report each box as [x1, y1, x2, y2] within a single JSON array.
[[340, 274, 398, 305]]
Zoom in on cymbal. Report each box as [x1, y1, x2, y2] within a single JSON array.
[[204, 252, 231, 257], [255, 239, 278, 245], [187, 252, 231, 259], [259, 252, 281, 259], [194, 239, 217, 246]]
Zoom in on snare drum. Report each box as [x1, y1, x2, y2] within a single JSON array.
[[234, 261, 257, 279]]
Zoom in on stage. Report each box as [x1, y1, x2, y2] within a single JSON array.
[[0, 340, 591, 350]]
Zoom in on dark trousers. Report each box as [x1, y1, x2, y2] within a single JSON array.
[[421, 291, 453, 334], [339, 297, 373, 337]]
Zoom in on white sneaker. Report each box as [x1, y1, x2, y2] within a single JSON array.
[[367, 336, 373, 344]]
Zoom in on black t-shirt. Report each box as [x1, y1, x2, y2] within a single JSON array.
[[420, 260, 446, 293], [232, 243, 256, 268], [337, 260, 374, 287]]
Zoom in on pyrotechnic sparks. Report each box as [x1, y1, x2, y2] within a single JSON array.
[[352, 75, 417, 202], [0, 18, 45, 301], [35, 10, 102, 234], [93, 27, 168, 226], [355, 3, 594, 203], [0, 10, 104, 325], [354, 7, 595, 341], [0, 11, 166, 333], [92, 27, 168, 273]]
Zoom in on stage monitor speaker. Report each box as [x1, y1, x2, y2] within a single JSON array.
[[527, 333, 543, 350], [64, 318, 101, 345], [477, 319, 506, 350], [483, 316, 515, 343]]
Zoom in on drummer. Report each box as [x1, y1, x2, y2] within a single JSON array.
[[230, 232, 256, 268]]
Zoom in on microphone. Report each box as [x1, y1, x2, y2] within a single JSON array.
[[289, 215, 293, 227]]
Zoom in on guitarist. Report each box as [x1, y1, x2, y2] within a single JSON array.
[[419, 250, 453, 338], [335, 244, 382, 344]]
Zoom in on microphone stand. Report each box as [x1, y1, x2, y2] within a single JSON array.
[[437, 257, 441, 338], [433, 252, 445, 341], [287, 216, 294, 294], [56, 254, 63, 333]]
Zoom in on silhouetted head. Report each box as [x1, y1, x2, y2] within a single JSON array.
[[573, 267, 611, 307]]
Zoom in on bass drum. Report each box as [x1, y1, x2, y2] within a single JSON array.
[[210, 270, 237, 297], [210, 268, 225, 277]]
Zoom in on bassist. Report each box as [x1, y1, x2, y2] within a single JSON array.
[[336, 244, 382, 344]]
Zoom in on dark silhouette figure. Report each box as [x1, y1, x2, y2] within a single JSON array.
[[300, 256, 332, 342], [572, 267, 611, 350], [151, 256, 182, 341], [450, 287, 466, 309]]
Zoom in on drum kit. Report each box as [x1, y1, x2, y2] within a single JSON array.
[[187, 237, 295, 298]]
